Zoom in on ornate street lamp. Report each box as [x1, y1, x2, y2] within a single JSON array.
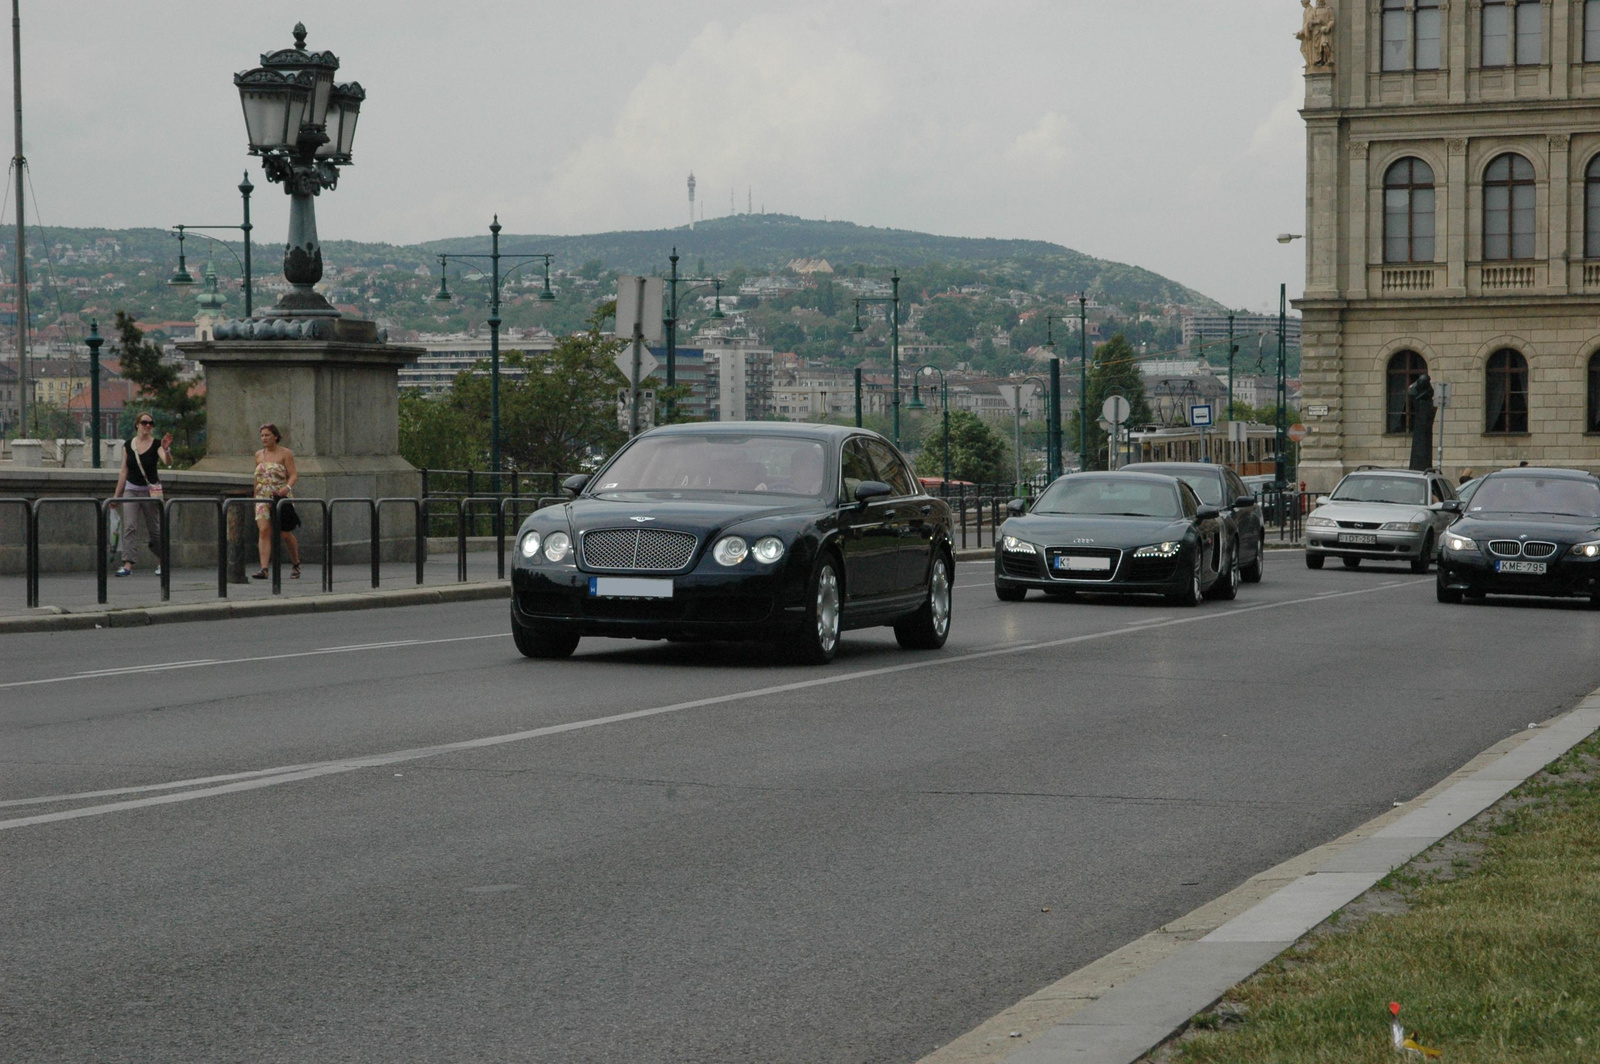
[[908, 364, 949, 488], [233, 23, 364, 319]]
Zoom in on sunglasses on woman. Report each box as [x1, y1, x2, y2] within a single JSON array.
[[138, 420, 154, 426]]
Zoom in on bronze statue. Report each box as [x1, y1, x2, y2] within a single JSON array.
[[1296, 0, 1336, 73], [1408, 373, 1435, 471]]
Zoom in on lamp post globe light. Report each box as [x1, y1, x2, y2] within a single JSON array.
[[231, 23, 364, 328], [906, 364, 949, 487]]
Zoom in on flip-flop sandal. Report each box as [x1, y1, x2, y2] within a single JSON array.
[[291, 565, 301, 579], [250, 569, 269, 580]]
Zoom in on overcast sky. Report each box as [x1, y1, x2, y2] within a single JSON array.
[[17, 1, 1307, 312]]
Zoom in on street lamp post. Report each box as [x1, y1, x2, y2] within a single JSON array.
[[432, 218, 556, 488], [1043, 313, 1071, 478], [1006, 375, 1046, 492], [1277, 283, 1289, 486], [662, 248, 724, 420], [233, 23, 365, 320], [906, 365, 949, 486], [851, 271, 901, 446], [166, 173, 256, 317], [1078, 294, 1089, 471], [85, 320, 103, 467]]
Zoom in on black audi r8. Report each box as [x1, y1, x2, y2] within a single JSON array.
[[1122, 461, 1266, 582], [510, 423, 955, 663], [1436, 467, 1600, 607], [994, 471, 1232, 605]]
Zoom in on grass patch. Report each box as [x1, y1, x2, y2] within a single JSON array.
[[1157, 735, 1600, 1064]]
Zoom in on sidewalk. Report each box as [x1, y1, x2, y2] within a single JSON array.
[[0, 551, 512, 632]]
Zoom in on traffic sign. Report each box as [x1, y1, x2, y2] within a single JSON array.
[[614, 275, 665, 343], [1287, 423, 1308, 442], [1101, 395, 1130, 425], [1189, 403, 1213, 427], [614, 346, 659, 381]]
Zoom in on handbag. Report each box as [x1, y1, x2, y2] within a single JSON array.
[[148, 482, 165, 500], [274, 494, 301, 532]]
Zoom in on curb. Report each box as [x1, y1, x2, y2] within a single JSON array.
[[921, 689, 1600, 1064], [0, 581, 511, 634]]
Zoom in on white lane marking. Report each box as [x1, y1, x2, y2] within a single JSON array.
[[0, 762, 324, 809], [0, 633, 507, 691], [75, 658, 218, 676], [1123, 616, 1174, 625], [0, 578, 1430, 833]]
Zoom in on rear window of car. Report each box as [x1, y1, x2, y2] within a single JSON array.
[[1033, 477, 1180, 518], [1469, 476, 1600, 518], [1330, 474, 1427, 505]]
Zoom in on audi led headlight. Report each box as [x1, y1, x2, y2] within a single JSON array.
[[1001, 535, 1036, 554], [1133, 541, 1181, 558]]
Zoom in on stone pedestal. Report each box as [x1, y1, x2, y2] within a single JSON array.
[[10, 439, 41, 467], [60, 439, 86, 468], [178, 337, 426, 562]]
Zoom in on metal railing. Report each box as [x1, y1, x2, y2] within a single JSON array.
[[419, 468, 570, 537]]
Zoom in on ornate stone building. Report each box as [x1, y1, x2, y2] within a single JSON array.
[[1298, 0, 1600, 490]]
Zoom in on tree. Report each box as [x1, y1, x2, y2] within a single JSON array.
[[398, 388, 488, 470], [450, 304, 627, 474], [913, 410, 1010, 484], [1065, 333, 1151, 470], [113, 310, 206, 463], [25, 401, 77, 440]]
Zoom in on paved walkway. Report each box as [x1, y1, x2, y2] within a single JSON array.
[[1, 551, 509, 621]]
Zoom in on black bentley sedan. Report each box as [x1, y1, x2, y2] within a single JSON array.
[[994, 471, 1232, 605], [1122, 461, 1266, 582], [510, 424, 955, 663], [1436, 467, 1600, 607]]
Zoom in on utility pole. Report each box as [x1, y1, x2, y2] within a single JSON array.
[[629, 274, 645, 436], [890, 271, 901, 447], [854, 367, 863, 427], [1078, 294, 1088, 470], [665, 248, 678, 418], [1226, 312, 1235, 423], [1276, 284, 1288, 487], [11, 0, 27, 437]]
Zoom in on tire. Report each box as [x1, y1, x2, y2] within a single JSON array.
[[790, 555, 843, 664], [1306, 552, 1325, 570], [512, 619, 580, 659], [1240, 536, 1264, 583], [895, 552, 953, 650], [995, 583, 1027, 602], [1207, 542, 1240, 601], [1168, 553, 1203, 607], [1435, 570, 1462, 604], [1410, 533, 1434, 574], [1342, 556, 1362, 570]]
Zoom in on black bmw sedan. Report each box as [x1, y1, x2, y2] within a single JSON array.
[[994, 471, 1232, 605], [1435, 467, 1600, 607], [510, 424, 955, 663]]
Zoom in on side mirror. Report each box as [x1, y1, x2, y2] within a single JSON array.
[[854, 480, 892, 505], [1006, 498, 1028, 516], [1316, 495, 1331, 506], [1196, 506, 1221, 521], [1233, 495, 1257, 509], [562, 474, 591, 495], [1436, 499, 1462, 513]]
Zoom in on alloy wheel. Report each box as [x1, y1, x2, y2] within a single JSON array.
[[929, 559, 951, 637], [816, 565, 841, 653]]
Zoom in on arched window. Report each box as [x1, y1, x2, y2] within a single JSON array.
[[1485, 349, 1529, 434], [1588, 353, 1600, 433], [1484, 153, 1536, 261], [1586, 156, 1600, 258], [1386, 351, 1429, 434], [1384, 159, 1436, 263]]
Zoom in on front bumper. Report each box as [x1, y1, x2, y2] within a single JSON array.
[[994, 546, 1185, 596], [1305, 527, 1428, 559], [511, 564, 809, 640], [1437, 551, 1600, 598]]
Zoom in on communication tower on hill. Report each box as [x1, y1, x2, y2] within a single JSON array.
[[687, 172, 696, 230]]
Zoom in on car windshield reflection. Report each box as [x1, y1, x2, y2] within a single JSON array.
[[1468, 477, 1600, 518], [591, 435, 830, 498], [1330, 474, 1427, 505], [1032, 478, 1180, 518]]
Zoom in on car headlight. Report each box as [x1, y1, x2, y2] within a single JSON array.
[[712, 536, 749, 566], [1380, 521, 1424, 532], [543, 531, 572, 562], [1001, 535, 1036, 554], [518, 531, 542, 559], [1444, 534, 1477, 552], [1306, 516, 1337, 529], [1133, 541, 1181, 558], [1570, 540, 1600, 559], [751, 536, 785, 564]]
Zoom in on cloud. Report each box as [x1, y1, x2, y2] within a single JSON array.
[[1003, 112, 1077, 172], [1248, 81, 1304, 160], [535, 15, 888, 231]]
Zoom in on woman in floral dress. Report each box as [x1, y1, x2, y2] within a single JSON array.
[[253, 423, 302, 579]]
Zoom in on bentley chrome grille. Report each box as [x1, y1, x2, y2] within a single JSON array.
[[582, 528, 698, 570]]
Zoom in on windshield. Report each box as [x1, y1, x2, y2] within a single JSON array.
[[1033, 477, 1180, 518], [592, 435, 830, 497], [1469, 476, 1600, 518], [1330, 474, 1427, 505]]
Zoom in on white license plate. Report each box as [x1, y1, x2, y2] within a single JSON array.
[[1495, 560, 1547, 575], [589, 577, 674, 598], [1054, 555, 1111, 571], [1338, 533, 1377, 545]]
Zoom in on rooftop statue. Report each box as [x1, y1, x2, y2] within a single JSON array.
[[1296, 0, 1336, 73]]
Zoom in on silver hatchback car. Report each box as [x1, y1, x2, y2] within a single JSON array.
[[1304, 468, 1459, 572]]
